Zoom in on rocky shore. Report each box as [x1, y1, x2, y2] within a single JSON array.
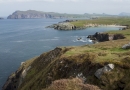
[[46, 20, 87, 30], [46, 22, 87, 30], [46, 19, 128, 30], [87, 32, 125, 42]]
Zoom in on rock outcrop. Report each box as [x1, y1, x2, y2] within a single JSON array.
[[46, 22, 87, 30], [2, 63, 32, 90], [122, 42, 130, 49], [95, 64, 114, 79], [46, 22, 77, 30], [87, 32, 125, 42], [2, 66, 23, 90]]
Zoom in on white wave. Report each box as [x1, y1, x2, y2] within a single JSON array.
[[11, 40, 24, 43], [73, 38, 88, 43], [11, 40, 32, 43], [88, 39, 93, 43], [39, 38, 59, 41], [80, 39, 87, 42], [54, 37, 60, 39]]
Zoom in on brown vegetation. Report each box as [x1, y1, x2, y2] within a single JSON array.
[[43, 78, 101, 90]]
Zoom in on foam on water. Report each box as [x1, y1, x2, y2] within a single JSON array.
[[39, 38, 59, 42]]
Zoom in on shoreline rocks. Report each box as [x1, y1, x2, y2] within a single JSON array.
[[87, 32, 125, 42], [46, 22, 87, 30]]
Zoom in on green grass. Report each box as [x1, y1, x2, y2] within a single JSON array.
[[17, 17, 130, 90], [70, 17, 130, 28]]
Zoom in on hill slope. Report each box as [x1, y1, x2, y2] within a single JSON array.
[[2, 18, 130, 90]]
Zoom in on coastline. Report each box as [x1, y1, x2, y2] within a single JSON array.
[[2, 18, 130, 90]]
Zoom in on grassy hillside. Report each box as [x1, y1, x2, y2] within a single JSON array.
[[16, 28, 130, 90], [70, 17, 130, 27], [3, 17, 130, 90]]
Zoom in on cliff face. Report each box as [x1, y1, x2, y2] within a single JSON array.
[[7, 10, 64, 19], [3, 36, 130, 90], [3, 47, 103, 90]]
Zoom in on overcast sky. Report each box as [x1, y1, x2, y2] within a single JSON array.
[[0, 0, 130, 17]]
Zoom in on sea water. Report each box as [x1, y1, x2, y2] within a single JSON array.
[[0, 19, 120, 89]]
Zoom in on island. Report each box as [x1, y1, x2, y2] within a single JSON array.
[[2, 17, 130, 90]]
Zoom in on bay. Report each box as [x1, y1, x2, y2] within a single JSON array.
[[0, 19, 120, 89]]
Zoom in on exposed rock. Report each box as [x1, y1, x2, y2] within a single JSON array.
[[62, 19, 78, 22], [46, 22, 77, 30], [2, 63, 32, 90], [87, 32, 125, 42], [122, 42, 130, 49], [95, 64, 114, 79], [21, 62, 25, 66], [77, 73, 86, 83], [46, 21, 88, 30], [2, 67, 23, 90]]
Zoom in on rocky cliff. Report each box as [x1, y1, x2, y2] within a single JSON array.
[[87, 32, 125, 42]]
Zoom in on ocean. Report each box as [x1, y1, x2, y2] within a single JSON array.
[[0, 19, 120, 89]]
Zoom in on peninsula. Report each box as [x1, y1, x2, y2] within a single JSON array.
[[47, 18, 129, 30], [3, 17, 130, 90]]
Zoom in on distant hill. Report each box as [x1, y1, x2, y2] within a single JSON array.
[[7, 10, 88, 19], [119, 12, 130, 16], [7, 10, 117, 19]]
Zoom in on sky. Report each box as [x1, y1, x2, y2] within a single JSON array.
[[0, 0, 130, 17]]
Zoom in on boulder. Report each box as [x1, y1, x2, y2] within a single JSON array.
[[95, 64, 114, 79], [122, 42, 130, 49]]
